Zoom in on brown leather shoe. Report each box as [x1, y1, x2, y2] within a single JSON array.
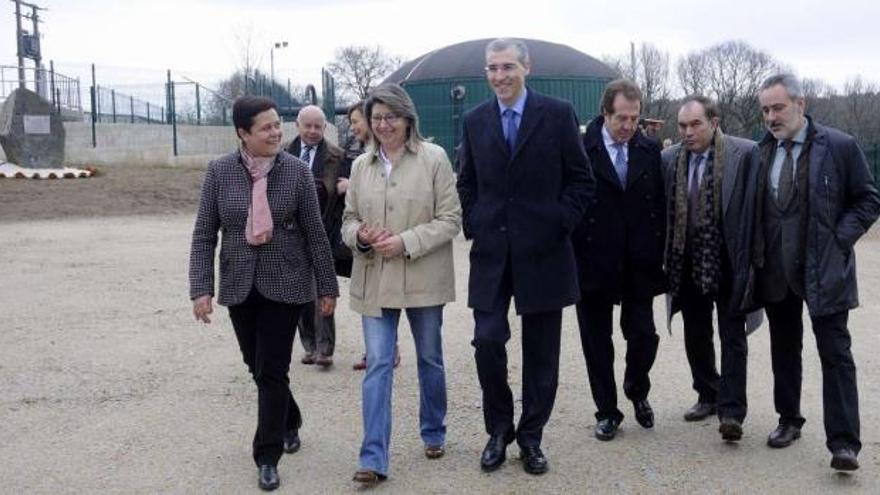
[[353, 354, 367, 370], [301, 353, 316, 365], [352, 469, 384, 484], [316, 354, 333, 367], [425, 445, 445, 459]]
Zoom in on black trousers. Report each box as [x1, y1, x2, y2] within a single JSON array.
[[576, 294, 658, 422], [228, 288, 304, 467], [679, 276, 748, 421], [764, 289, 861, 453], [297, 299, 336, 356], [472, 260, 562, 448]]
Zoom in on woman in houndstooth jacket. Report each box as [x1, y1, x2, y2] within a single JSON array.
[[188, 96, 338, 491]]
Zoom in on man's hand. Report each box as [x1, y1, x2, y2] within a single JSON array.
[[336, 177, 350, 195], [319, 296, 337, 316], [193, 295, 213, 324]]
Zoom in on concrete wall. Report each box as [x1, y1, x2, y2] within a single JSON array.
[[1, 122, 338, 168]]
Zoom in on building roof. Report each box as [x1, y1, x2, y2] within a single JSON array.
[[384, 38, 617, 84]]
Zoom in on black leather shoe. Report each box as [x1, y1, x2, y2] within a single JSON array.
[[831, 448, 859, 471], [258, 464, 280, 491], [719, 417, 743, 441], [633, 399, 654, 428], [767, 424, 801, 448], [480, 432, 514, 472], [683, 401, 716, 421], [595, 418, 620, 441], [520, 445, 549, 475], [283, 429, 301, 454]]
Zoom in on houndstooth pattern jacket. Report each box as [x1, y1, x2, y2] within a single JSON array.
[[189, 150, 339, 306]]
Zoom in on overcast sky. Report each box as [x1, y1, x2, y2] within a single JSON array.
[[2, 0, 878, 100]]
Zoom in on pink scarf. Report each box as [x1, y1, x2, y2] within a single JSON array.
[[241, 147, 275, 246]]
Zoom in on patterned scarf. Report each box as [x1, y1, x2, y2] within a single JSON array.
[[241, 147, 275, 246], [665, 129, 726, 297]]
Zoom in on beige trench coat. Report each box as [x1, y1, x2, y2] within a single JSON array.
[[342, 142, 462, 317]]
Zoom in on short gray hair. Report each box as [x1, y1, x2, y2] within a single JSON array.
[[365, 83, 425, 150], [485, 38, 530, 66], [760, 73, 804, 99]]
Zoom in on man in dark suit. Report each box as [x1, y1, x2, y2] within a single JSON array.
[[662, 95, 759, 442], [572, 79, 665, 441], [286, 105, 350, 368], [753, 74, 880, 470], [456, 38, 593, 475]]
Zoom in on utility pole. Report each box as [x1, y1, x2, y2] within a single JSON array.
[[630, 41, 637, 82], [14, 0, 24, 88], [11, 0, 47, 91]]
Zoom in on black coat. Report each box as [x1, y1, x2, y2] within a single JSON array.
[[572, 117, 666, 301], [758, 119, 880, 317], [456, 89, 595, 314]]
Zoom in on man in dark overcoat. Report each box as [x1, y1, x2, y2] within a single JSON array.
[[572, 79, 666, 441], [456, 37, 594, 475], [753, 73, 880, 471]]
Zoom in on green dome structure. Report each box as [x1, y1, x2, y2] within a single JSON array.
[[383, 38, 617, 161]]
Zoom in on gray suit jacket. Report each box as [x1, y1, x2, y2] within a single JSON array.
[[661, 134, 764, 333], [189, 150, 339, 306]]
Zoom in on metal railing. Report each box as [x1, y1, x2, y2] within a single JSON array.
[[92, 85, 164, 124], [0, 63, 82, 115]]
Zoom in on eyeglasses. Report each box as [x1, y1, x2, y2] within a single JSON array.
[[485, 63, 520, 74], [371, 113, 401, 125]]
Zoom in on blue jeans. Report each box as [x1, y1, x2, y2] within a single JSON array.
[[359, 305, 447, 476]]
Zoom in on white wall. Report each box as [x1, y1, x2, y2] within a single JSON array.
[[1, 122, 337, 168]]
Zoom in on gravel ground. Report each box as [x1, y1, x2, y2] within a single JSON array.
[[2, 166, 880, 493]]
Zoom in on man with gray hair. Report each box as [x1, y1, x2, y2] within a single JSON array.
[[457, 37, 593, 475], [287, 105, 350, 368], [754, 73, 880, 470]]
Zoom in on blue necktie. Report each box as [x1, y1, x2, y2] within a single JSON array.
[[301, 145, 313, 168], [503, 109, 517, 154], [613, 142, 628, 187]]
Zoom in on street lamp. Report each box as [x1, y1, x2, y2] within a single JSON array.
[[270, 41, 288, 103]]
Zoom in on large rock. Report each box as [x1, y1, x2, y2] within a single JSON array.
[[0, 88, 66, 168]]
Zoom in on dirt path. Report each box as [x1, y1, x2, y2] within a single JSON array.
[[1, 165, 879, 493]]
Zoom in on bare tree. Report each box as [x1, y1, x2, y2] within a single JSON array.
[[326, 45, 404, 101], [839, 77, 880, 145], [602, 42, 677, 137], [800, 77, 837, 124], [677, 40, 783, 137], [231, 23, 264, 84], [677, 52, 709, 96]]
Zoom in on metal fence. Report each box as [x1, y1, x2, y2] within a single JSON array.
[[92, 84, 165, 124], [0, 63, 82, 115]]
